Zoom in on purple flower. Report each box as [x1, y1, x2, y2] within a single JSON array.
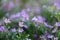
[[21, 10, 29, 20], [8, 1, 14, 10], [37, 16, 45, 23], [54, 37, 58, 40], [47, 34, 53, 38], [19, 22, 24, 27], [4, 28, 8, 32], [41, 35, 46, 38], [45, 31, 49, 35], [26, 38, 31, 40], [4, 18, 11, 23], [0, 28, 3, 31], [25, 3, 31, 8], [18, 29, 24, 33], [32, 16, 45, 23], [23, 25, 28, 28], [15, 12, 21, 17], [44, 22, 53, 28], [52, 28, 57, 33], [10, 12, 20, 20], [10, 14, 16, 19], [0, 26, 4, 31], [19, 22, 28, 28], [0, 21, 2, 25], [11, 28, 16, 32], [26, 8, 30, 12], [55, 22, 60, 26], [32, 17, 38, 22], [54, 2, 60, 10], [35, 23, 38, 27], [41, 31, 53, 38], [34, 7, 41, 13]]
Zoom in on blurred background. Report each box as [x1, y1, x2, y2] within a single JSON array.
[[0, 0, 60, 40], [0, 0, 56, 18]]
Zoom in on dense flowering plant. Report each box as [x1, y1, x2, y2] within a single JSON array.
[[0, 0, 60, 40]]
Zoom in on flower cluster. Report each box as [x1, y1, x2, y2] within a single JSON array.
[[0, 0, 60, 40]]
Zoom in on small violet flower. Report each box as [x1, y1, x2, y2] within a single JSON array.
[[32, 17, 38, 22], [11, 28, 16, 32], [8, 1, 14, 10], [19, 22, 24, 27], [26, 38, 31, 40], [44, 22, 53, 28], [0, 21, 2, 25], [21, 10, 29, 20], [19, 22, 28, 28], [54, 37, 58, 40], [0, 26, 5, 31], [54, 2, 60, 10], [47, 34, 53, 38], [10, 12, 20, 20], [0, 26, 8, 32], [4, 18, 11, 23], [41, 35, 46, 38], [34, 8, 41, 13], [52, 28, 57, 33], [55, 22, 60, 26], [37, 16, 45, 23], [18, 29, 24, 33]]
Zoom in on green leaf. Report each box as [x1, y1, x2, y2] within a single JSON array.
[[55, 13, 60, 22]]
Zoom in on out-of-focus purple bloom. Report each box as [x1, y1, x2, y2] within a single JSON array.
[[15, 12, 21, 17], [54, 37, 58, 40], [10, 14, 16, 19], [0, 26, 8, 32], [0, 21, 2, 25], [54, 2, 60, 10], [0, 27, 3, 31], [26, 8, 31, 12], [44, 22, 53, 28], [8, 1, 14, 10], [19, 22, 24, 27], [32, 17, 38, 22], [19, 22, 28, 28], [34, 8, 41, 13], [11, 28, 16, 32], [26, 38, 31, 40], [47, 34, 53, 38], [32, 16, 45, 23], [21, 18, 26, 21], [52, 28, 57, 33], [18, 29, 24, 33], [41, 31, 48, 38], [45, 31, 49, 35], [4, 18, 11, 23], [32, 16, 46, 27], [37, 16, 45, 23], [25, 3, 31, 8], [10, 12, 20, 20], [23, 25, 28, 28], [35, 23, 38, 27], [41, 35, 46, 38], [41, 31, 53, 38], [21, 10, 29, 20], [4, 28, 8, 32], [55, 22, 60, 26]]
